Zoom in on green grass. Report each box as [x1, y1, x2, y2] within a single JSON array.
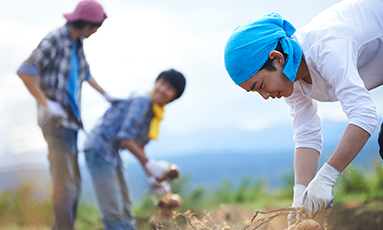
[[1, 160, 383, 229]]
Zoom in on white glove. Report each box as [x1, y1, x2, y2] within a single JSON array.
[[149, 177, 171, 195], [303, 163, 341, 218], [145, 159, 170, 179], [45, 99, 68, 118], [287, 184, 306, 226], [103, 92, 123, 103]]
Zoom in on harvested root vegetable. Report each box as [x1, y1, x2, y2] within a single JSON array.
[[158, 193, 182, 209], [167, 165, 180, 180], [158, 164, 180, 182], [295, 219, 321, 230], [168, 194, 182, 208]]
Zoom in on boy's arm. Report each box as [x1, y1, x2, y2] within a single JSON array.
[[120, 139, 171, 181], [18, 74, 47, 105], [294, 147, 320, 186], [119, 139, 151, 176], [86, 75, 106, 95], [17, 35, 58, 106], [87, 76, 122, 103], [302, 124, 370, 218], [18, 74, 68, 118], [328, 124, 370, 171], [294, 124, 369, 187]]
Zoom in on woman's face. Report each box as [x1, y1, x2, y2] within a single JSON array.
[[153, 78, 177, 106], [238, 61, 294, 99]]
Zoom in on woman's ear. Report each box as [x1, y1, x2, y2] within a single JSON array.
[[269, 50, 285, 66]]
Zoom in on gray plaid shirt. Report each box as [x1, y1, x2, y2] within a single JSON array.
[[84, 93, 154, 168], [18, 25, 90, 131]]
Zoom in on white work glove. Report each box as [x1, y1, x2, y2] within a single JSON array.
[[103, 92, 123, 103], [45, 99, 68, 118], [145, 159, 170, 179], [302, 163, 341, 218], [287, 184, 306, 226], [148, 176, 171, 195]]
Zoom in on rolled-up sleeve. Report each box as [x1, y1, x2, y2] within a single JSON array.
[[85, 70, 91, 81], [17, 63, 38, 76], [16, 36, 58, 78]]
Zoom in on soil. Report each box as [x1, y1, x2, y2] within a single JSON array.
[[326, 201, 383, 230], [137, 200, 383, 229]]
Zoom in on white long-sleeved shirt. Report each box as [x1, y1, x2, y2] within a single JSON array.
[[287, 0, 383, 153]]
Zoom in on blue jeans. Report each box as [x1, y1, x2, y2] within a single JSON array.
[[41, 122, 80, 230], [85, 150, 136, 230]]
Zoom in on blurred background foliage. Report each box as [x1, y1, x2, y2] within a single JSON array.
[[0, 160, 382, 229]]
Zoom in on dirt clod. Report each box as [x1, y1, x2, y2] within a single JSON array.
[[295, 219, 321, 230]]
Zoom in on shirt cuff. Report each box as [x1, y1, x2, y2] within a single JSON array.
[[294, 142, 323, 154], [85, 70, 91, 81], [17, 63, 38, 76]]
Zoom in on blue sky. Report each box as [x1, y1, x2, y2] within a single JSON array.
[[1, 0, 382, 168]]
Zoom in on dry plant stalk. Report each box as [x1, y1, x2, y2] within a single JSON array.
[[241, 207, 324, 230], [241, 207, 303, 230], [181, 210, 233, 230], [149, 209, 232, 230], [149, 202, 323, 230]]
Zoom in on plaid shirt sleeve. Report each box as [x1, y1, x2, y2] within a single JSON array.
[[23, 35, 59, 74], [117, 97, 150, 140]]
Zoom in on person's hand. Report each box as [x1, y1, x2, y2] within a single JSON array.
[[149, 177, 171, 195], [157, 163, 180, 182], [302, 163, 341, 218], [145, 159, 170, 179], [103, 92, 123, 103], [45, 99, 68, 118], [287, 184, 306, 226]]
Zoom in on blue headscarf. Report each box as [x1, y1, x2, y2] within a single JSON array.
[[224, 12, 302, 85]]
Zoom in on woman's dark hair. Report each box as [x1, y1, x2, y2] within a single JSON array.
[[68, 19, 105, 29], [259, 42, 288, 71], [156, 69, 186, 101]]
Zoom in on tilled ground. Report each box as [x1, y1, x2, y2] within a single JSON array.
[[137, 200, 383, 230], [326, 201, 383, 230]]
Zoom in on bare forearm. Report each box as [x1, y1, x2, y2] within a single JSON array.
[[19, 74, 47, 105], [294, 147, 320, 186], [295, 124, 370, 187], [87, 76, 106, 95], [120, 139, 150, 174], [328, 124, 370, 172]]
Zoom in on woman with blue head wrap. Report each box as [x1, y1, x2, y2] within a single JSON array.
[[224, 0, 383, 225]]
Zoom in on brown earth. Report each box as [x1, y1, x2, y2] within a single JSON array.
[[326, 201, 383, 230], [141, 200, 383, 230]]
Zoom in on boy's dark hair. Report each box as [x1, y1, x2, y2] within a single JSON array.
[[156, 69, 186, 101], [259, 42, 288, 71], [68, 19, 104, 29]]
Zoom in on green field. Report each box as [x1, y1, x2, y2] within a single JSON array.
[[1, 161, 383, 230]]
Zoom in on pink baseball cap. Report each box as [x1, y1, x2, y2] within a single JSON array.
[[64, 0, 107, 23]]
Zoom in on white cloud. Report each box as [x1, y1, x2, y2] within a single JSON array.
[[10, 125, 46, 154], [3, 0, 381, 167]]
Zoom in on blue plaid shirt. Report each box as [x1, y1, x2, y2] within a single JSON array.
[[84, 93, 153, 168], [17, 25, 90, 131]]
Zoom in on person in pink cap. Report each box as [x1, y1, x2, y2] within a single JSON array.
[[16, 1, 121, 229]]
